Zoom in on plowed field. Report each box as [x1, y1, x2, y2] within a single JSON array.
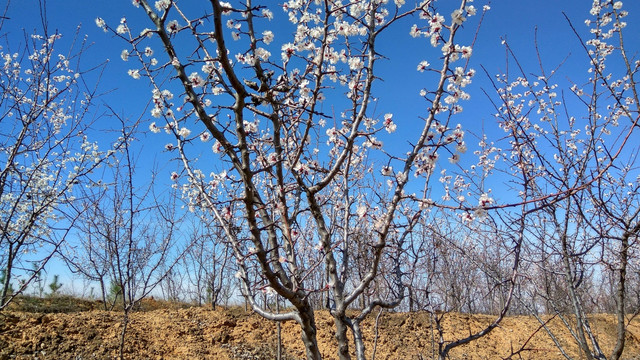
[[1, 299, 639, 359]]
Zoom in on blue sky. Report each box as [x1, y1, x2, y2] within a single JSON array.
[[6, 0, 637, 149], [7, 0, 635, 130], [4, 0, 639, 294]]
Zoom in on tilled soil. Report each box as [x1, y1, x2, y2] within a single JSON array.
[[1, 304, 640, 359]]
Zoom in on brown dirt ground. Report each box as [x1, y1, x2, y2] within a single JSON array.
[[1, 299, 640, 359]]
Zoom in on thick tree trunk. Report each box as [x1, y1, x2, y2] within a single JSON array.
[[333, 312, 352, 360], [298, 305, 323, 360]]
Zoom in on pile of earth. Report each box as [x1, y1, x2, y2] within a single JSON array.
[[1, 297, 639, 359]]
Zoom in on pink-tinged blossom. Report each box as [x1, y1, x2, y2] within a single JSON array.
[[430, 34, 439, 47], [149, 122, 161, 133], [429, 14, 445, 33], [364, 137, 383, 149], [478, 193, 494, 207], [116, 23, 128, 34], [219, 2, 232, 15], [417, 60, 429, 72], [383, 113, 396, 133], [243, 121, 258, 133], [165, 143, 175, 151], [466, 5, 477, 16], [460, 46, 472, 59], [212, 141, 223, 153], [144, 47, 153, 57], [255, 48, 271, 61], [235, 53, 255, 65], [294, 162, 310, 175], [189, 72, 204, 87], [164, 122, 175, 134], [132, 0, 140, 7], [281, 43, 296, 62], [348, 57, 363, 71], [461, 212, 474, 223], [95, 17, 107, 31], [381, 166, 393, 176], [199, 132, 211, 142], [222, 206, 233, 220], [127, 69, 140, 79], [262, 30, 274, 44], [267, 152, 278, 165], [262, 9, 273, 20], [326, 127, 339, 143], [410, 24, 421, 38], [170, 172, 179, 181], [155, 0, 170, 12], [419, 199, 433, 210], [166, 20, 179, 34]]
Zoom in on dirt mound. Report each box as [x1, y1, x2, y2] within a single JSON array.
[[1, 306, 639, 359]]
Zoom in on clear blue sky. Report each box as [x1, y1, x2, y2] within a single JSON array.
[[7, 0, 636, 130], [4, 0, 639, 294], [6, 0, 637, 148]]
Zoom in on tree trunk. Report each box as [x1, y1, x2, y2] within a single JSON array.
[[611, 235, 629, 360], [333, 312, 352, 360], [1, 249, 14, 308], [118, 311, 130, 360], [298, 305, 323, 360], [408, 286, 414, 313], [561, 234, 594, 360], [276, 298, 282, 360], [352, 320, 367, 360]]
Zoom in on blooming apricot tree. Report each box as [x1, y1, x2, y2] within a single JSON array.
[[0, 23, 113, 309], [107, 0, 484, 358]]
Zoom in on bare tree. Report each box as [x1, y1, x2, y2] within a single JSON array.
[[62, 116, 184, 359], [180, 218, 235, 307]]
